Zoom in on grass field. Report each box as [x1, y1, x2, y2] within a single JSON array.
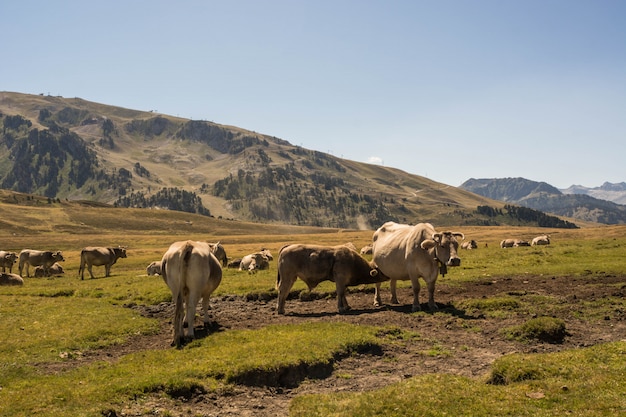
[[0, 202, 625, 416]]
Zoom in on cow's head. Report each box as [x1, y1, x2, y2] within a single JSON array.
[[115, 247, 127, 258], [53, 251, 65, 262], [421, 231, 464, 267], [368, 262, 391, 283]]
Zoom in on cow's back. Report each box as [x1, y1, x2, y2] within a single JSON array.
[[372, 222, 434, 277]]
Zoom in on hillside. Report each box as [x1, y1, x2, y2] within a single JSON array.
[[461, 178, 626, 225], [561, 182, 626, 205], [1, 91, 574, 229]]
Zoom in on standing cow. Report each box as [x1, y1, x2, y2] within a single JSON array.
[[161, 240, 222, 347], [0, 251, 18, 273], [18, 249, 65, 277], [79, 246, 127, 280], [276, 244, 389, 314], [208, 242, 228, 267], [372, 222, 463, 312]]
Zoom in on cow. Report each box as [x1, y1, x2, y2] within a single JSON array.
[[146, 261, 162, 276], [227, 258, 242, 269], [34, 262, 64, 277], [18, 249, 65, 278], [161, 240, 222, 347], [276, 244, 389, 314], [461, 240, 478, 250], [208, 242, 228, 267], [500, 239, 530, 248], [360, 245, 373, 255], [239, 249, 272, 271], [0, 273, 23, 286], [531, 235, 551, 246], [372, 222, 464, 312], [79, 246, 127, 280], [0, 251, 18, 273]]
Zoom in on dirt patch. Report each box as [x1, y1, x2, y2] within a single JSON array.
[[47, 274, 626, 416]]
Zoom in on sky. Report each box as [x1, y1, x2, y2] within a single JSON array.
[[2, 0, 625, 189]]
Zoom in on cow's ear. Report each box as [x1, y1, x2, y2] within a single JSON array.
[[432, 233, 442, 243], [421, 239, 437, 250]]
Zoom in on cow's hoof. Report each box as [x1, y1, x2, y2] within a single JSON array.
[[411, 305, 422, 313]]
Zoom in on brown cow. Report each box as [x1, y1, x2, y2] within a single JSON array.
[[161, 240, 222, 347], [372, 222, 463, 312], [0, 273, 23, 286], [79, 246, 127, 280], [276, 244, 389, 314], [0, 251, 18, 273], [18, 249, 65, 277]]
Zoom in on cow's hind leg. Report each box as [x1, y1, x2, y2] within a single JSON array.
[[201, 297, 212, 330]]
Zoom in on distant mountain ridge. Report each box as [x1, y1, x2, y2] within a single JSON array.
[[561, 182, 626, 205], [460, 178, 626, 225]]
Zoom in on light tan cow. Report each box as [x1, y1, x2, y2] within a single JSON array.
[[239, 249, 272, 271], [208, 242, 228, 267], [531, 235, 551, 246], [276, 244, 389, 314], [500, 239, 530, 248], [0, 251, 18, 273], [461, 240, 478, 250], [372, 222, 463, 312], [34, 262, 64, 277], [360, 245, 373, 255], [161, 240, 222, 347], [79, 247, 127, 280], [146, 261, 162, 276], [18, 249, 65, 277]]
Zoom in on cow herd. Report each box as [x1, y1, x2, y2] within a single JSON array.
[[0, 227, 553, 348], [0, 246, 128, 286]]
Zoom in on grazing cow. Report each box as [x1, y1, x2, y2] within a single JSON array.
[[372, 222, 464, 312], [239, 249, 272, 271], [461, 240, 478, 250], [161, 240, 222, 347], [531, 235, 551, 246], [208, 242, 228, 267], [360, 245, 373, 255], [500, 239, 530, 248], [146, 261, 162, 276], [0, 251, 18, 273], [18, 249, 65, 278], [0, 273, 23, 286], [276, 244, 389, 314], [79, 246, 127, 280], [34, 262, 65, 277]]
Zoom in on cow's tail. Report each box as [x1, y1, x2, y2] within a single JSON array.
[[276, 269, 281, 290]]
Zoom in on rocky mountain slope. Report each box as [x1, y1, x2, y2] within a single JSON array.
[[561, 182, 626, 205], [461, 178, 626, 225], [0, 91, 576, 229]]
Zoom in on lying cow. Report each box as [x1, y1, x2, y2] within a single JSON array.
[[34, 262, 65, 277], [360, 245, 373, 255], [0, 272, 23, 286], [531, 235, 551, 246], [276, 244, 389, 314], [372, 222, 463, 312], [239, 250, 272, 272], [161, 240, 222, 347], [500, 239, 530, 248], [461, 240, 478, 250], [146, 261, 162, 276], [208, 242, 228, 267], [0, 251, 18, 273], [18, 249, 65, 278], [79, 246, 127, 280]]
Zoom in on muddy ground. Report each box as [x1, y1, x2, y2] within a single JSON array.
[[53, 274, 626, 416]]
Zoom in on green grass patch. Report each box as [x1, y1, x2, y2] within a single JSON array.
[[0, 322, 381, 417], [290, 342, 626, 417], [502, 316, 568, 343]]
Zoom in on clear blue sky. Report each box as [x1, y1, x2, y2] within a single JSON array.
[[2, 1, 625, 189]]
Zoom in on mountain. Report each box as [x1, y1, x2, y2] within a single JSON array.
[[0, 91, 575, 229], [461, 178, 626, 225], [561, 182, 626, 205]]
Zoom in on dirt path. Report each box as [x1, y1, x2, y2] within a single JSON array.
[[57, 274, 626, 416]]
